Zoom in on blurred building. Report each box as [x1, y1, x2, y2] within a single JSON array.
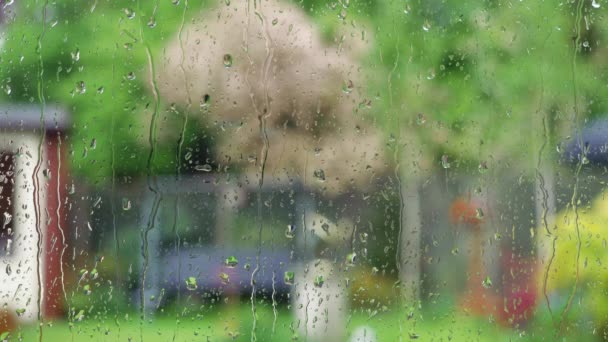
[[0, 105, 69, 322]]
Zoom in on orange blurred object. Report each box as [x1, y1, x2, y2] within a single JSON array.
[[449, 196, 500, 322], [449, 197, 483, 227]]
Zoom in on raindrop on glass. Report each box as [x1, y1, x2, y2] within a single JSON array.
[[285, 224, 296, 239], [416, 113, 427, 126], [225, 256, 238, 268], [482, 276, 493, 288], [313, 169, 326, 181], [284, 271, 295, 285], [219, 272, 230, 285], [185, 277, 198, 291], [195, 164, 212, 172], [122, 198, 131, 211], [422, 19, 431, 31], [124, 8, 135, 19], [71, 49, 80, 62], [314, 275, 324, 287], [441, 155, 450, 169], [223, 54, 233, 68], [343, 80, 354, 94], [76, 81, 86, 94]]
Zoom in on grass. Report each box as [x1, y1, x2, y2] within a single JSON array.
[[9, 300, 598, 341]]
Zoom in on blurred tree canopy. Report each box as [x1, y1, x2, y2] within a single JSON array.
[[0, 0, 606, 183]]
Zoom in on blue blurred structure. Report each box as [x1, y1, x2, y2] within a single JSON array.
[[563, 118, 608, 164]]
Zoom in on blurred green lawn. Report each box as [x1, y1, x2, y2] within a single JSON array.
[[12, 304, 596, 341]]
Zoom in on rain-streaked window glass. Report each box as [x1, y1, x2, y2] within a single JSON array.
[[0, 0, 606, 341]]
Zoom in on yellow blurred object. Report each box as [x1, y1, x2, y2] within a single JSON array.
[[537, 192, 608, 322]]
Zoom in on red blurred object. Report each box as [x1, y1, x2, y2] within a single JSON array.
[[498, 251, 537, 326], [0, 310, 16, 335]]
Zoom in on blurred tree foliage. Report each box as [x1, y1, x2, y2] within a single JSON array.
[[0, 0, 606, 182]]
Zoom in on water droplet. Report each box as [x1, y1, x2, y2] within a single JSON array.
[[185, 277, 198, 290], [272, 18, 278, 26], [195, 164, 212, 172], [76, 81, 86, 94], [475, 208, 484, 219], [122, 198, 131, 211], [124, 8, 135, 19], [147, 17, 156, 28], [342, 80, 354, 94], [219, 272, 230, 285], [171, 0, 180, 5], [284, 271, 295, 285], [441, 155, 450, 169], [285, 224, 296, 239], [97, 86, 104, 94], [71, 49, 80, 62], [359, 232, 368, 243], [346, 253, 357, 266], [321, 223, 330, 235], [451, 248, 459, 255], [223, 54, 233, 68], [5, 265, 11, 276], [200, 94, 211, 108], [592, 0, 600, 8], [478, 161, 488, 173], [482, 276, 493, 288], [3, 84, 11, 95], [422, 19, 431, 31], [3, 212, 11, 226], [83, 284, 92, 295], [225, 256, 238, 268], [15, 309, 25, 317], [313, 169, 326, 181], [416, 113, 427, 125], [314, 275, 324, 287], [126, 72, 136, 81]]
